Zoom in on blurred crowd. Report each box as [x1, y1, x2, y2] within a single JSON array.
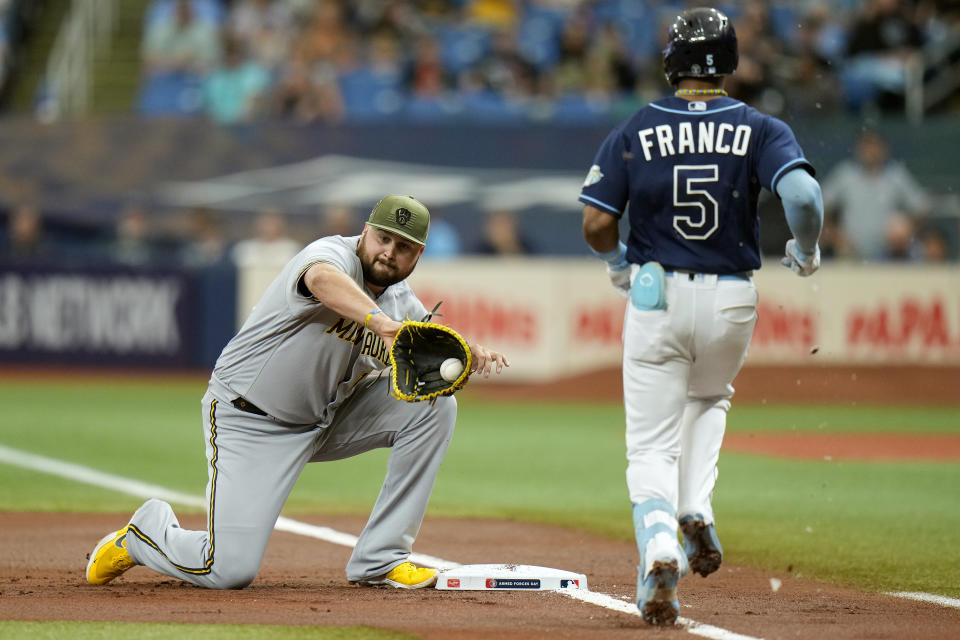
[[3, 127, 956, 267], [0, 197, 550, 272], [134, 0, 960, 125], [1, 0, 958, 265]]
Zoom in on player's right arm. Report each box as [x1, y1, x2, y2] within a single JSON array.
[[583, 205, 631, 297], [582, 205, 620, 253], [302, 263, 402, 345]]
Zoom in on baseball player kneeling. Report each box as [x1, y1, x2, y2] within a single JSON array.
[[86, 195, 508, 590]]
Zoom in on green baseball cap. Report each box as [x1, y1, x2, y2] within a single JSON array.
[[366, 195, 430, 245]]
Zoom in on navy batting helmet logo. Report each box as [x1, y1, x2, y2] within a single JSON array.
[[395, 207, 411, 225]]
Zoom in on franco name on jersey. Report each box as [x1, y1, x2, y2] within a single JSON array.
[[637, 121, 752, 162]]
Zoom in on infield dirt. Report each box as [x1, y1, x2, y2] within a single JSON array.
[[2, 512, 958, 639]]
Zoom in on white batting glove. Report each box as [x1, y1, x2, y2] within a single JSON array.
[[592, 241, 631, 297], [608, 262, 631, 298], [781, 239, 820, 277]]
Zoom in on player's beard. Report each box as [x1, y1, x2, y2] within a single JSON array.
[[357, 241, 415, 288]]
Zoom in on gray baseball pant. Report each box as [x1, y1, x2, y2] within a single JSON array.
[[125, 376, 456, 589]]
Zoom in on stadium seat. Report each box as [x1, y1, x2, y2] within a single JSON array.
[[137, 71, 205, 116], [338, 68, 404, 123]]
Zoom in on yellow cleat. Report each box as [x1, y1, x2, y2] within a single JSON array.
[[86, 526, 135, 585], [359, 561, 438, 589]]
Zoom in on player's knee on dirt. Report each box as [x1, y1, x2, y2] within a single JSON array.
[[207, 549, 262, 590]]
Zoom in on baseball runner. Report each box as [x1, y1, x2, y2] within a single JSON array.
[[86, 194, 508, 590], [579, 8, 823, 626]]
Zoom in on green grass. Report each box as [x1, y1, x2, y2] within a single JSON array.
[[726, 404, 960, 434], [1, 380, 958, 600], [0, 621, 414, 639], [714, 453, 960, 596]]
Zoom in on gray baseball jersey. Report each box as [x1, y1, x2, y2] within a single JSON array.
[[213, 234, 428, 425]]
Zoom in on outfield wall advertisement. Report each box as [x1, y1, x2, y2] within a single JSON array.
[[4, 260, 956, 375], [402, 261, 960, 380], [0, 265, 194, 366], [0, 263, 236, 368]]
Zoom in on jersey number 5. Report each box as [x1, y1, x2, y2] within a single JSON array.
[[673, 164, 719, 240]]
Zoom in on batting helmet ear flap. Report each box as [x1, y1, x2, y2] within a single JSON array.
[[663, 7, 739, 85]]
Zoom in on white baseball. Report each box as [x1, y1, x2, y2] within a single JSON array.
[[440, 358, 464, 382]]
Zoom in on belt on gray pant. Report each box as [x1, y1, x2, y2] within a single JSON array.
[[232, 397, 268, 416], [666, 269, 753, 281]]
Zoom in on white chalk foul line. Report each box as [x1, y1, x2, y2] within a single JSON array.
[[0, 444, 207, 509], [557, 588, 760, 640], [885, 592, 960, 609]]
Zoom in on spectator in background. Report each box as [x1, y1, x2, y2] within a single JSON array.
[[593, 23, 638, 96], [227, 0, 295, 72], [917, 226, 950, 262], [232, 207, 302, 269], [421, 209, 462, 260], [271, 44, 345, 123], [553, 11, 591, 94], [841, 0, 925, 112], [270, 0, 348, 123], [467, 0, 518, 30], [725, 1, 783, 110], [4, 203, 50, 263], [318, 203, 360, 238], [180, 206, 230, 268], [821, 130, 930, 261], [474, 27, 538, 102], [406, 36, 451, 100], [472, 209, 535, 255], [204, 33, 270, 125], [142, 0, 220, 77], [109, 203, 156, 266], [780, 4, 845, 118]]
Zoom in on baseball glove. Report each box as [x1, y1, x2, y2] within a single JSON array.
[[390, 321, 472, 402]]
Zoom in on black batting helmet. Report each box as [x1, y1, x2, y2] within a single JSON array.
[[663, 7, 738, 85]]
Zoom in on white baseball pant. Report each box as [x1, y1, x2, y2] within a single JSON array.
[[623, 270, 757, 524]]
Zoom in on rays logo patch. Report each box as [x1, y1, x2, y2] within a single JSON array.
[[583, 164, 604, 187], [395, 207, 411, 225]]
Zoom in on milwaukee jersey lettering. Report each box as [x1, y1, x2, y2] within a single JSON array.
[[579, 97, 813, 273]]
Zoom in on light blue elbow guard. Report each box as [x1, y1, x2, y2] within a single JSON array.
[[630, 262, 667, 310]]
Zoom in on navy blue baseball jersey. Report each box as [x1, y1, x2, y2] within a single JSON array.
[[579, 96, 813, 273]]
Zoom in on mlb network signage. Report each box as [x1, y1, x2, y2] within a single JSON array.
[[0, 264, 196, 366]]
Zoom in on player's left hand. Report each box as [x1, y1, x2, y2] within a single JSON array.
[[468, 343, 510, 378], [781, 239, 820, 277]]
